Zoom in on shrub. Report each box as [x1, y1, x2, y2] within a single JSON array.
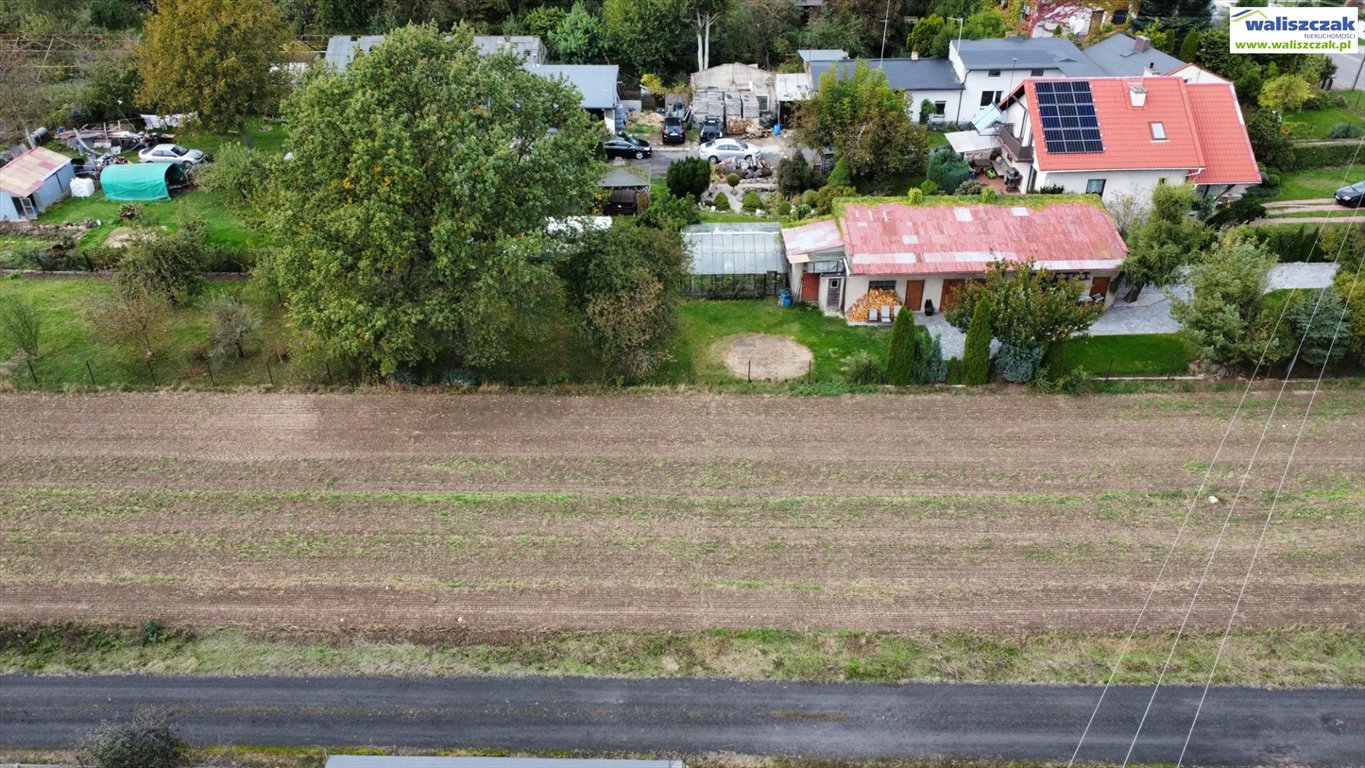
[[826, 157, 853, 186], [665, 157, 712, 200], [924, 334, 948, 383], [1326, 122, 1362, 139], [906, 188, 924, 204], [78, 710, 189, 768], [919, 178, 941, 196], [774, 197, 792, 216], [712, 191, 730, 210], [815, 184, 855, 214], [205, 294, 261, 359], [726, 172, 741, 188], [741, 190, 763, 213], [776, 153, 822, 196], [995, 341, 1045, 383], [919, 99, 936, 125], [945, 356, 964, 384], [1205, 196, 1265, 228], [961, 298, 993, 384], [927, 151, 970, 196], [638, 191, 700, 231], [954, 179, 984, 196], [980, 187, 997, 203], [117, 212, 213, 306], [194, 143, 271, 206], [841, 349, 883, 384], [798, 189, 819, 209], [1036, 184, 1065, 194], [0, 296, 42, 361], [885, 308, 920, 385]]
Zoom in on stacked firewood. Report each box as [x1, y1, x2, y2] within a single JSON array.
[[845, 289, 900, 323]]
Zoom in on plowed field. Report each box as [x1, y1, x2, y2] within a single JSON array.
[[0, 391, 1360, 634]]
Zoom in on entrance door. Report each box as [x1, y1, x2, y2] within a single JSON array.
[[941, 279, 966, 310], [1089, 276, 1111, 298], [826, 278, 843, 312], [905, 280, 925, 312], [801, 272, 819, 303]]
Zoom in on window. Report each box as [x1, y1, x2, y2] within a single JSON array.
[[1030, 69, 1045, 77], [1150, 121, 1167, 140], [980, 90, 1002, 106], [988, 70, 1002, 77], [756, 95, 769, 112], [1085, 178, 1106, 196], [868, 280, 897, 294], [933, 100, 947, 115]]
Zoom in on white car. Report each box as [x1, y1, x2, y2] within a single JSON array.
[[138, 143, 206, 166], [699, 138, 759, 164]]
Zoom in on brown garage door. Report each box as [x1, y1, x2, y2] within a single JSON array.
[[905, 280, 925, 312]]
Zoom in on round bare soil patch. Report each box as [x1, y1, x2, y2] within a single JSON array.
[[715, 333, 813, 381]]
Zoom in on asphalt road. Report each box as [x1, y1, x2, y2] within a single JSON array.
[[3, 676, 1361, 765]]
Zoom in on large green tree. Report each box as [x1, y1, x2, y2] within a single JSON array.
[[798, 61, 930, 184], [137, 0, 288, 133], [1118, 183, 1209, 301], [603, 0, 690, 78], [1171, 230, 1282, 369], [550, 2, 606, 64], [267, 25, 601, 376]]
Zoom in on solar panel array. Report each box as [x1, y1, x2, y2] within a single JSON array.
[[1035, 81, 1104, 154]]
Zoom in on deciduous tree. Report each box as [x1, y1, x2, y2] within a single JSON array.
[[550, 2, 606, 65], [1257, 74, 1315, 113], [267, 25, 601, 376], [798, 61, 929, 184], [0, 296, 41, 362], [206, 294, 261, 359], [137, 0, 288, 133], [603, 0, 689, 77]]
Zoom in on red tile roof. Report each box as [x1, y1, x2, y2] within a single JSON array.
[[1186, 82, 1261, 185], [833, 201, 1126, 277], [0, 146, 71, 197], [1019, 77, 1258, 185]]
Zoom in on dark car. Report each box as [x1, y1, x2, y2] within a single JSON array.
[[662, 117, 686, 145], [699, 117, 722, 143], [1334, 180, 1365, 208], [603, 134, 652, 160]]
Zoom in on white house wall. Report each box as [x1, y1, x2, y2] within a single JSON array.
[[954, 67, 1066, 124], [907, 89, 963, 124], [1034, 168, 1188, 202], [0, 194, 20, 222]]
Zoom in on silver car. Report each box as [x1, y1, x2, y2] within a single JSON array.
[[699, 138, 759, 164], [138, 143, 206, 167]]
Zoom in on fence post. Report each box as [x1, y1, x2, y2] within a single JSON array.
[[26, 359, 37, 385], [747, 359, 751, 383], [206, 358, 217, 386], [325, 361, 334, 386], [266, 359, 276, 387], [1105, 356, 1114, 382], [86, 360, 96, 387], [145, 359, 158, 387], [807, 360, 812, 383]]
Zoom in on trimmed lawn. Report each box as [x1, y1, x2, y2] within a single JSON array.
[[1054, 333, 1195, 377], [1271, 165, 1359, 201], [928, 130, 950, 149], [0, 277, 296, 390], [1283, 93, 1365, 139], [36, 188, 265, 250], [665, 299, 888, 383]]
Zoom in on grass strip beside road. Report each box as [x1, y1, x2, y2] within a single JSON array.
[[2, 623, 1360, 687]]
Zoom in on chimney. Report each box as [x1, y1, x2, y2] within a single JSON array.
[[1133, 35, 1151, 53], [1129, 83, 1147, 107], [911, 50, 919, 60]]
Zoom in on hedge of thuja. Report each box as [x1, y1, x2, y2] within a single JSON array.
[[1246, 223, 1365, 264], [961, 299, 993, 385]]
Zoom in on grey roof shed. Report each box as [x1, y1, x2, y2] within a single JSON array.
[[952, 37, 1105, 77], [810, 58, 963, 92], [529, 65, 621, 110], [1082, 34, 1186, 77], [684, 223, 786, 275]]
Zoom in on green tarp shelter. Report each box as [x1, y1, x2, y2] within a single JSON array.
[[99, 163, 186, 201]]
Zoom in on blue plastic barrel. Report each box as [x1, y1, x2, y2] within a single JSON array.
[[778, 289, 793, 307]]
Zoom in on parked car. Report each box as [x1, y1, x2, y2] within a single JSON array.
[[603, 134, 652, 160], [662, 117, 686, 145], [699, 117, 722, 143], [1334, 180, 1365, 208], [699, 138, 759, 164], [137, 143, 207, 166]]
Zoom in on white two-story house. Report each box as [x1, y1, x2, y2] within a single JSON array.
[[992, 76, 1261, 203]]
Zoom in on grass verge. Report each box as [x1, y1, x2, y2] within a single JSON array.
[[1283, 94, 1365, 140], [1270, 165, 1358, 201], [1054, 334, 1195, 377], [2, 623, 1360, 687]]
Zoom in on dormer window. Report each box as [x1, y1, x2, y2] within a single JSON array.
[[988, 69, 1001, 77], [1150, 121, 1167, 141]]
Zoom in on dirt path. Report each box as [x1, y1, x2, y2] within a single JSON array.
[[0, 391, 1360, 635]]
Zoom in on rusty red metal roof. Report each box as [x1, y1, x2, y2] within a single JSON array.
[[0, 146, 71, 197], [1186, 82, 1261, 186], [837, 201, 1126, 276]]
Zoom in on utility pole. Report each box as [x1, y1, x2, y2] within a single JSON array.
[[880, 0, 893, 62]]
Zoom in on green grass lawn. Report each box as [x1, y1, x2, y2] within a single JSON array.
[[1053, 333, 1195, 377], [665, 299, 888, 384], [928, 131, 950, 149], [1283, 92, 1365, 139], [0, 277, 297, 390], [1270, 165, 1359, 201]]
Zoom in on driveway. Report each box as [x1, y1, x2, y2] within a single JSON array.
[[3, 675, 1362, 765]]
